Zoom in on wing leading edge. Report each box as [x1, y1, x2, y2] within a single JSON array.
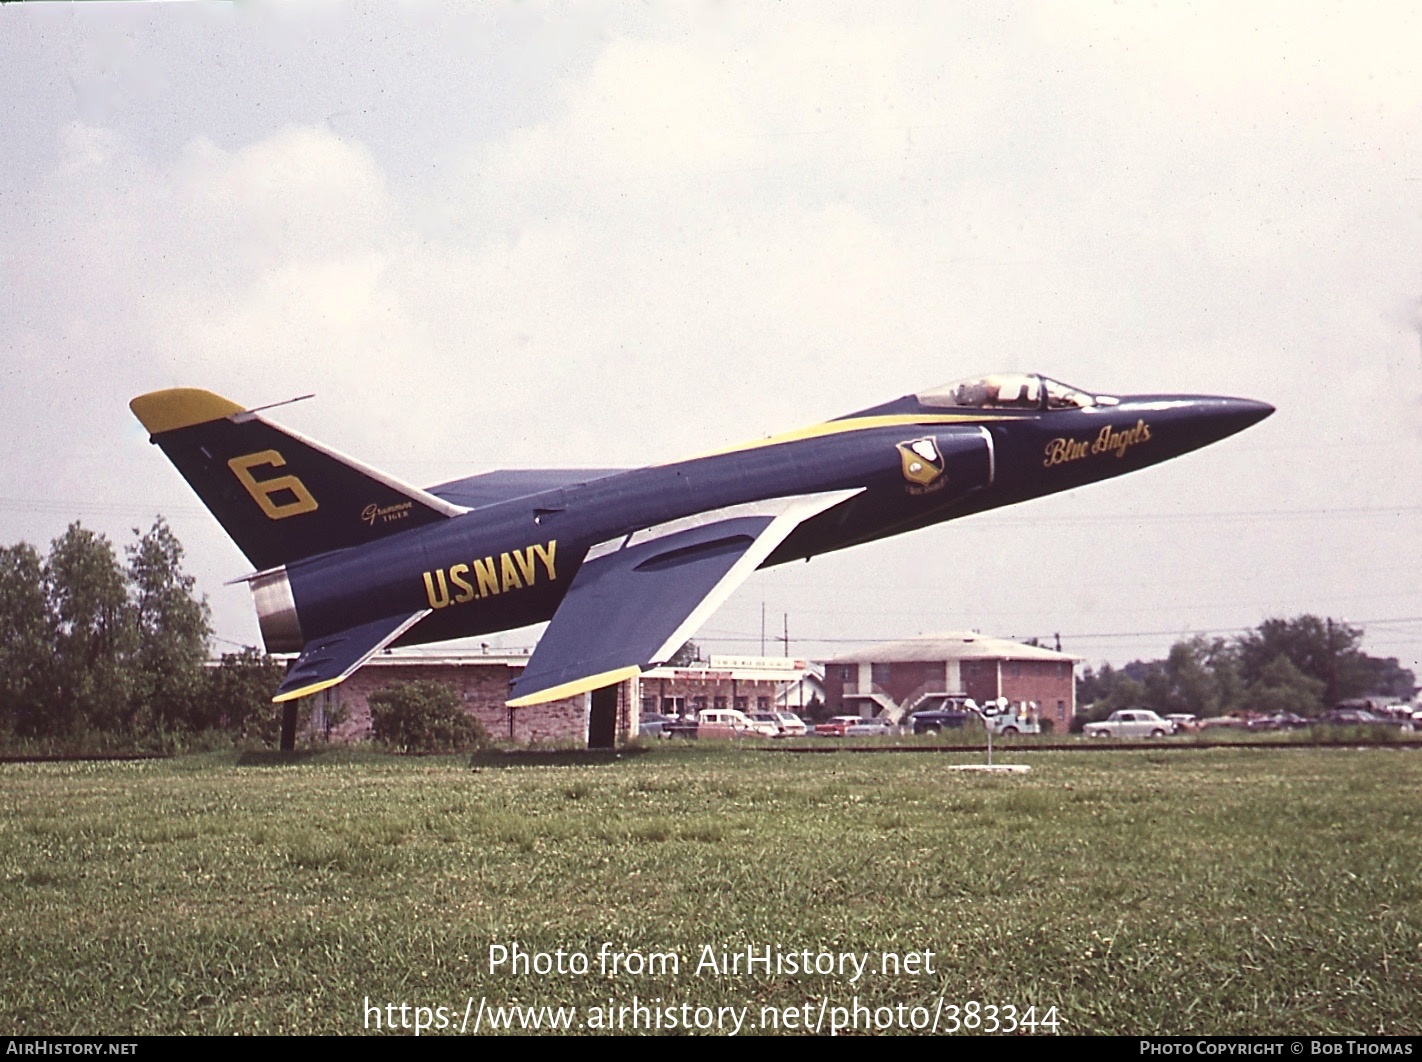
[[506, 490, 861, 707]]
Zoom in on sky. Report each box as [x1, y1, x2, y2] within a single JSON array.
[[2, 2, 1420, 680]]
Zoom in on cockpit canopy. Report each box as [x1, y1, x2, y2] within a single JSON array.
[[917, 373, 1117, 411]]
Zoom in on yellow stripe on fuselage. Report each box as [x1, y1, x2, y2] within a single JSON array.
[[690, 412, 1012, 460], [506, 666, 642, 708]]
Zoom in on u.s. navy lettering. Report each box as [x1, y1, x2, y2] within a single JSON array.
[[423, 541, 558, 609]]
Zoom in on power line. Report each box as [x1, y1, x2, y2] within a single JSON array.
[[699, 615, 1422, 647]]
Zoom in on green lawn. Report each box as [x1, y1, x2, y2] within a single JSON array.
[[1, 744, 1418, 1035]]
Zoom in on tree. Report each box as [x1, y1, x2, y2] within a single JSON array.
[[203, 648, 288, 743], [1348, 655, 1417, 701], [667, 641, 700, 667], [126, 518, 211, 733], [1245, 654, 1326, 716], [369, 681, 489, 753], [0, 543, 56, 737], [1235, 615, 1413, 706], [1160, 636, 1243, 718], [1076, 662, 1116, 708], [1078, 615, 1413, 724], [44, 523, 136, 736]]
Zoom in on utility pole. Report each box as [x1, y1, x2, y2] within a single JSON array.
[[1325, 617, 1339, 707]]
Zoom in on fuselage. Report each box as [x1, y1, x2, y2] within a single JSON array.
[[270, 388, 1272, 653]]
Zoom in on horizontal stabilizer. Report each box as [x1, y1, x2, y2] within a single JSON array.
[[507, 490, 859, 707], [273, 610, 430, 703]]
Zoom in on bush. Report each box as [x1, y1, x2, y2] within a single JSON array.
[[368, 681, 488, 753]]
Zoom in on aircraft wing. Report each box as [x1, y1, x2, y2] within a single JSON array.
[[506, 489, 860, 707], [273, 610, 431, 703]]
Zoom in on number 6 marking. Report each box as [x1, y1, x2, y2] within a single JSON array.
[[228, 450, 319, 519]]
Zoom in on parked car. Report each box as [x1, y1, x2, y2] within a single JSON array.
[[749, 711, 809, 737], [1082, 710, 1172, 738], [909, 707, 969, 734], [775, 711, 809, 737], [694, 709, 779, 739], [637, 711, 678, 738], [1314, 708, 1414, 731], [815, 715, 864, 737], [1199, 715, 1248, 729], [1165, 713, 1199, 732], [845, 717, 895, 737], [907, 695, 973, 734], [1246, 711, 1311, 731]]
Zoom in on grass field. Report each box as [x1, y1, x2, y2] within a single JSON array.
[[1, 743, 1418, 1035]]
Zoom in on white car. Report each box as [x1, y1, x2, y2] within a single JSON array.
[[696, 709, 778, 739], [845, 717, 896, 737], [749, 711, 809, 737], [1082, 710, 1173, 738]]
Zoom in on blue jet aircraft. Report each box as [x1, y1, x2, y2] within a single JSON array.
[[131, 374, 1271, 718]]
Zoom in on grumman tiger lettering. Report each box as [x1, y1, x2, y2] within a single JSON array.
[[363, 501, 414, 527], [423, 541, 558, 609]]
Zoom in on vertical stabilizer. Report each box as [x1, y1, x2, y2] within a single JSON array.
[[130, 388, 463, 570]]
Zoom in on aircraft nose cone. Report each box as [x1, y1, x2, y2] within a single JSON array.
[[1218, 397, 1274, 432], [1115, 393, 1274, 460], [1163, 395, 1275, 453]]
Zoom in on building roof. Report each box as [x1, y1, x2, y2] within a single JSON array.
[[363, 647, 533, 668], [641, 655, 808, 683], [825, 631, 1080, 665]]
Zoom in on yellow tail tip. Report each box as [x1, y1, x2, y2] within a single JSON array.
[[130, 388, 244, 435]]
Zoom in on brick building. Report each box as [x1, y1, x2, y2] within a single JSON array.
[[302, 648, 600, 746], [297, 650, 810, 747], [822, 632, 1079, 731], [636, 656, 810, 719]]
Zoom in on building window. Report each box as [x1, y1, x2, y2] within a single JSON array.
[[734, 697, 748, 712], [1010, 662, 1021, 677], [871, 663, 891, 686], [1057, 700, 1066, 719], [757, 696, 770, 711], [643, 696, 658, 715], [714, 696, 727, 710], [692, 696, 707, 712]]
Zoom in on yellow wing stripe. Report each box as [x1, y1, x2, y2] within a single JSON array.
[[693, 412, 1009, 459], [506, 666, 642, 708], [271, 676, 343, 704], [130, 388, 244, 434]]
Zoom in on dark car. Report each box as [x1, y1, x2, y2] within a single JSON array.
[[1314, 708, 1413, 731], [637, 712, 679, 738], [908, 702, 971, 734], [1246, 711, 1311, 731]]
